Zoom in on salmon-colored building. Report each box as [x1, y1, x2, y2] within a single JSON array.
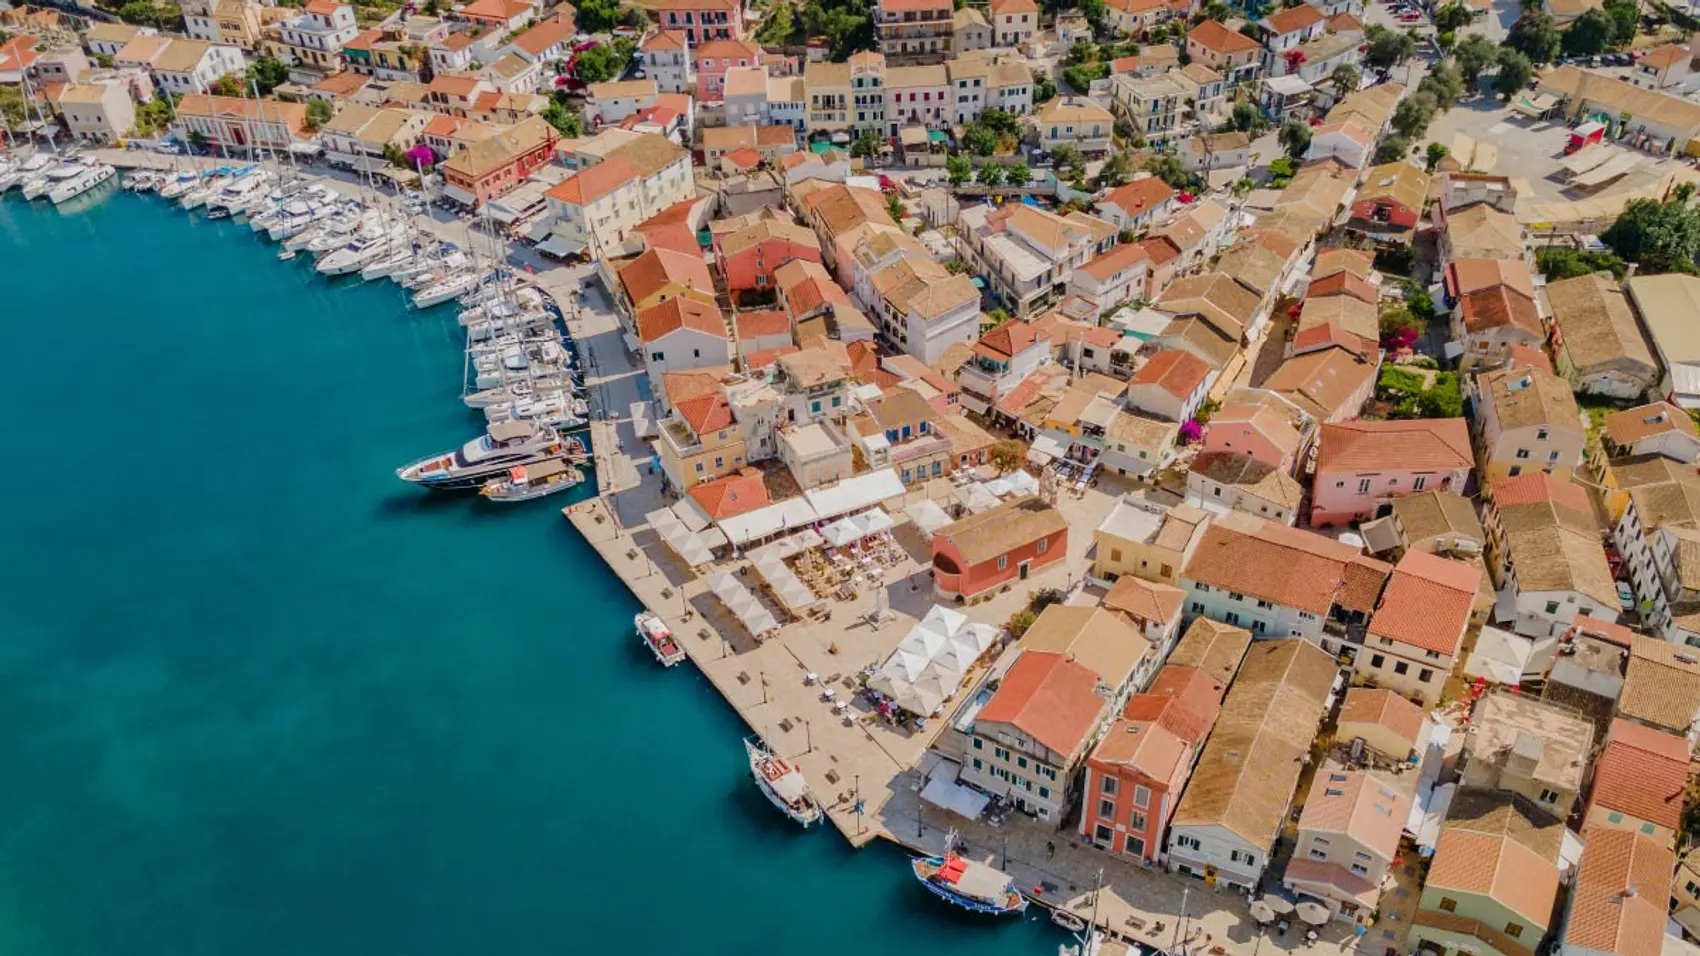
[[712, 218, 821, 294], [1201, 389, 1314, 473], [931, 495, 1068, 601], [439, 114, 555, 208], [1309, 418, 1473, 527], [1080, 618, 1250, 863]]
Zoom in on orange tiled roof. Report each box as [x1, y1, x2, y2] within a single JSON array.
[[1315, 419, 1472, 473], [1129, 349, 1211, 401], [978, 650, 1109, 757], [1589, 718, 1689, 830], [676, 391, 735, 434], [688, 467, 770, 519], [1367, 551, 1479, 657], [636, 295, 725, 344]]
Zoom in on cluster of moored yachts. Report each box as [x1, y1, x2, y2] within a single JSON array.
[[0, 153, 118, 205], [116, 161, 594, 503]]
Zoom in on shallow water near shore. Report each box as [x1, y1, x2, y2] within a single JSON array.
[[0, 191, 1058, 956]]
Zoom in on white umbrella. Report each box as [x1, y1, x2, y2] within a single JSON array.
[[647, 507, 682, 533], [1262, 893, 1295, 915], [1008, 469, 1039, 495], [822, 517, 860, 547], [1294, 900, 1331, 926], [984, 476, 1013, 496], [917, 604, 968, 639], [904, 499, 951, 536], [855, 508, 895, 537], [1249, 900, 1276, 924]]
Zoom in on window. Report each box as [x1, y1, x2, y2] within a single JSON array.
[[972, 737, 983, 750], [1040, 766, 1055, 780], [1515, 448, 1530, 459], [1037, 538, 1049, 555], [1016, 756, 1028, 769], [1536, 427, 1549, 441], [1545, 601, 1560, 615], [1607, 810, 1623, 823], [1100, 775, 1117, 796], [1133, 785, 1149, 808], [1256, 599, 1273, 609], [1642, 821, 1657, 835], [1370, 654, 1385, 668], [1229, 592, 1244, 602], [1094, 823, 1114, 845], [650, 351, 664, 362], [1394, 661, 1409, 675], [972, 757, 983, 771], [1124, 834, 1145, 857], [1504, 924, 1524, 939], [1111, 548, 1123, 562], [1358, 478, 1372, 494], [1308, 848, 1328, 861], [1229, 850, 1256, 866], [1098, 798, 1116, 819], [1438, 898, 1458, 913], [994, 746, 1009, 761], [1538, 788, 1559, 804], [1175, 835, 1200, 851], [1350, 863, 1369, 876], [1191, 602, 1204, 613], [1129, 810, 1147, 830], [997, 555, 1008, 571], [1038, 785, 1050, 799]]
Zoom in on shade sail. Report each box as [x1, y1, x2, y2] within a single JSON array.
[[822, 517, 860, 547], [750, 546, 819, 613], [921, 773, 989, 820], [905, 499, 951, 536], [854, 507, 895, 537], [707, 572, 779, 635], [868, 605, 994, 716]]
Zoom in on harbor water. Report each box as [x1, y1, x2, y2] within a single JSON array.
[[0, 192, 1059, 956]]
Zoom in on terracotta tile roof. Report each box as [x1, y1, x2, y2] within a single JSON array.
[[456, 0, 532, 20], [1262, 2, 1323, 33], [1129, 349, 1212, 402], [1490, 471, 1592, 514], [618, 247, 714, 307], [1315, 419, 1472, 474], [661, 368, 728, 408], [636, 296, 725, 344], [1426, 790, 1563, 927], [935, 495, 1068, 567], [1263, 346, 1376, 422], [1101, 176, 1175, 219], [1183, 512, 1384, 616], [1103, 575, 1186, 627], [1460, 285, 1542, 338], [1137, 235, 1183, 265], [734, 310, 791, 340], [1478, 364, 1582, 433], [1313, 246, 1374, 280], [1298, 769, 1409, 858], [640, 29, 689, 51], [977, 650, 1109, 757], [1305, 270, 1377, 303], [1368, 551, 1478, 656], [511, 11, 575, 56], [1355, 160, 1431, 214], [1156, 271, 1261, 340], [1189, 452, 1303, 509], [1564, 826, 1672, 956], [1171, 640, 1337, 846], [687, 467, 770, 519], [1447, 257, 1537, 299], [1590, 718, 1688, 830], [1337, 687, 1424, 750], [1018, 604, 1152, 689], [1077, 241, 1151, 282], [675, 391, 734, 434], [1164, 617, 1252, 688], [1188, 19, 1259, 54], [1620, 635, 1700, 739], [1603, 402, 1698, 447]]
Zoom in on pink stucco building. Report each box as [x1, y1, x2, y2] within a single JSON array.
[[1310, 419, 1473, 527]]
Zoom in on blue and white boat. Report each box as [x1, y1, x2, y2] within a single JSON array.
[[911, 839, 1027, 916]]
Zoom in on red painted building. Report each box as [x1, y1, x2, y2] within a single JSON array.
[[1345, 160, 1430, 245], [439, 115, 556, 208], [1079, 618, 1249, 863], [931, 495, 1067, 601]]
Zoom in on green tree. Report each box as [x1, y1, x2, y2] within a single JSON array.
[[208, 74, 243, 97], [1603, 0, 1638, 47], [573, 42, 624, 84], [1365, 25, 1417, 68], [1602, 197, 1700, 274], [1092, 149, 1133, 189], [1454, 33, 1498, 90], [961, 122, 997, 156], [1494, 48, 1533, 99], [976, 163, 1005, 186], [577, 0, 622, 32], [1005, 161, 1031, 187], [1425, 140, 1450, 171], [850, 130, 880, 158], [1391, 91, 1437, 139], [1434, 1, 1473, 31], [0, 84, 26, 127], [1328, 62, 1360, 100], [93, 52, 114, 69], [1229, 101, 1264, 133], [1143, 154, 1197, 189], [541, 101, 582, 137], [116, 0, 161, 26], [1266, 155, 1295, 186], [1535, 245, 1629, 280], [1561, 8, 1612, 56], [946, 153, 972, 186], [756, 0, 794, 44], [1435, 30, 1456, 56], [1050, 141, 1083, 175], [1061, 62, 1109, 93], [1419, 60, 1464, 110], [886, 191, 905, 222], [1374, 135, 1410, 164], [306, 96, 333, 130], [1033, 76, 1057, 104], [247, 56, 290, 95], [799, 0, 873, 59], [1506, 9, 1560, 64], [1278, 119, 1311, 159]]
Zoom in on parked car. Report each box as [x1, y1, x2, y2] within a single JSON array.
[[1617, 581, 1636, 612]]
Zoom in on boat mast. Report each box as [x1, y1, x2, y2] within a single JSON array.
[[19, 69, 57, 155]]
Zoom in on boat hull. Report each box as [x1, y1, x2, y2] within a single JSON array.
[[910, 858, 1029, 916]]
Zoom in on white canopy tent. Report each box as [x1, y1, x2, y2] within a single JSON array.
[[868, 605, 997, 716], [707, 572, 780, 636], [905, 499, 952, 537], [920, 766, 990, 820], [822, 517, 862, 547], [854, 507, 895, 537], [952, 482, 1001, 514], [803, 468, 904, 520], [648, 507, 715, 567], [750, 547, 820, 613], [1006, 469, 1039, 496]]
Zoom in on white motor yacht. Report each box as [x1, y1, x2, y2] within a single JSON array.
[[316, 225, 408, 276], [156, 171, 203, 200], [461, 375, 578, 409], [457, 287, 548, 326], [305, 212, 384, 254], [472, 342, 572, 390], [22, 162, 85, 200], [179, 172, 230, 210], [122, 169, 159, 192], [396, 421, 566, 491], [268, 199, 340, 242], [483, 390, 588, 429], [360, 247, 420, 281], [205, 171, 272, 219], [397, 251, 469, 289], [48, 163, 116, 204], [464, 309, 556, 342]]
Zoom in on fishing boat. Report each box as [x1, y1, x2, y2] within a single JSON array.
[[636, 611, 686, 666], [396, 420, 567, 491], [911, 834, 1027, 915], [22, 162, 85, 200], [477, 458, 583, 502], [48, 163, 116, 204], [1051, 910, 1088, 932], [744, 737, 822, 827]]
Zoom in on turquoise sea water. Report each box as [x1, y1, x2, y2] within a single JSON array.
[[0, 190, 1059, 956]]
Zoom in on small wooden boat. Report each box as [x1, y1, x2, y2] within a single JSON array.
[[478, 458, 582, 501], [745, 737, 822, 826], [1051, 909, 1088, 932], [277, 249, 298, 261], [636, 611, 686, 666], [911, 835, 1027, 916]]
